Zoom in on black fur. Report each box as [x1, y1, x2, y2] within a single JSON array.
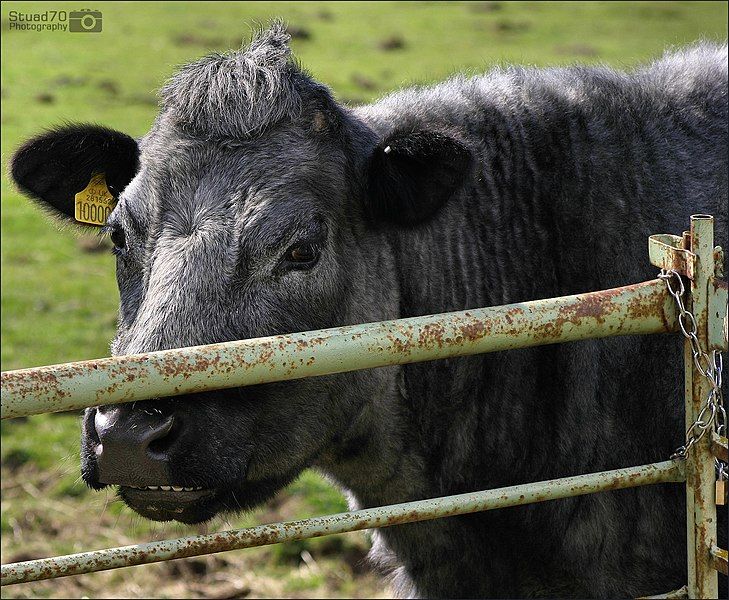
[[366, 128, 474, 225], [10, 124, 139, 222]]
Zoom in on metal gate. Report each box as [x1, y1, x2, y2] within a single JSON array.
[[1, 214, 727, 598]]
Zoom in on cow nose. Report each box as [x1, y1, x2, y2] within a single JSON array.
[[93, 405, 176, 487]]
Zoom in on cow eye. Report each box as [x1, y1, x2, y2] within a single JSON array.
[[284, 243, 319, 268], [110, 227, 126, 251]]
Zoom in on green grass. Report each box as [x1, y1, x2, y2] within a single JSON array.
[[1, 1, 727, 598]]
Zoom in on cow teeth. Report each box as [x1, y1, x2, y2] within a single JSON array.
[[160, 485, 171, 491], [172, 486, 184, 492], [183, 487, 194, 491], [146, 486, 159, 490]]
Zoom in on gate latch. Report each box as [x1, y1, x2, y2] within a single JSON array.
[[650, 235, 727, 352], [649, 233, 696, 280]]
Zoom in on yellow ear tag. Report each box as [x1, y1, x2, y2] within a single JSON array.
[[74, 173, 116, 226]]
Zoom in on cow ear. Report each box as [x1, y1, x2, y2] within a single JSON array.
[[365, 128, 473, 225], [10, 124, 139, 226]]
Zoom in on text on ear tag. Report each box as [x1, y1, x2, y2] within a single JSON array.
[[74, 173, 116, 226], [717, 479, 727, 506]]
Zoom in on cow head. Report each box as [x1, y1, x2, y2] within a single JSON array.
[[10, 22, 474, 523]]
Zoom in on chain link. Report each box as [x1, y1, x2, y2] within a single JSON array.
[[658, 269, 726, 481]]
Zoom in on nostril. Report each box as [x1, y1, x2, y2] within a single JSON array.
[[146, 416, 177, 459]]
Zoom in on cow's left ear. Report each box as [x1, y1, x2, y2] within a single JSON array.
[[10, 124, 139, 225], [365, 128, 474, 225]]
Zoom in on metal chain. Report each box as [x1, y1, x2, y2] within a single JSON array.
[[658, 269, 726, 480]]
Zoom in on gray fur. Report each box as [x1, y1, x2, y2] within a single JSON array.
[[18, 27, 727, 598], [159, 20, 304, 138]]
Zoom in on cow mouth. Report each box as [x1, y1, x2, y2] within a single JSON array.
[[111, 466, 306, 525], [118, 485, 220, 523]]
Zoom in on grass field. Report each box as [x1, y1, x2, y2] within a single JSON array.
[[1, 1, 727, 598]]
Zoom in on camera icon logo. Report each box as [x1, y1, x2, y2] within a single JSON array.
[[69, 9, 102, 33]]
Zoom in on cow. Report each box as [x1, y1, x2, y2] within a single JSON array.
[[9, 22, 727, 598]]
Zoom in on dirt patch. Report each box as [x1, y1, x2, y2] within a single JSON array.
[[378, 35, 406, 51], [34, 93, 55, 104], [492, 19, 530, 33], [316, 10, 334, 21], [98, 80, 121, 96], [287, 25, 312, 41], [468, 1, 503, 12]]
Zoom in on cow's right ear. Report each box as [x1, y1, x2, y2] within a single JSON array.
[[364, 127, 473, 226], [10, 124, 139, 224]]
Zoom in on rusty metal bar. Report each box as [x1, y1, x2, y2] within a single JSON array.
[[639, 586, 689, 599], [1, 279, 677, 420], [711, 432, 728, 463], [709, 275, 728, 352], [709, 545, 728, 576], [0, 460, 684, 586], [684, 215, 719, 599], [649, 233, 696, 280]]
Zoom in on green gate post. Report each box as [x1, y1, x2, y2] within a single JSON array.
[[685, 215, 719, 599]]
